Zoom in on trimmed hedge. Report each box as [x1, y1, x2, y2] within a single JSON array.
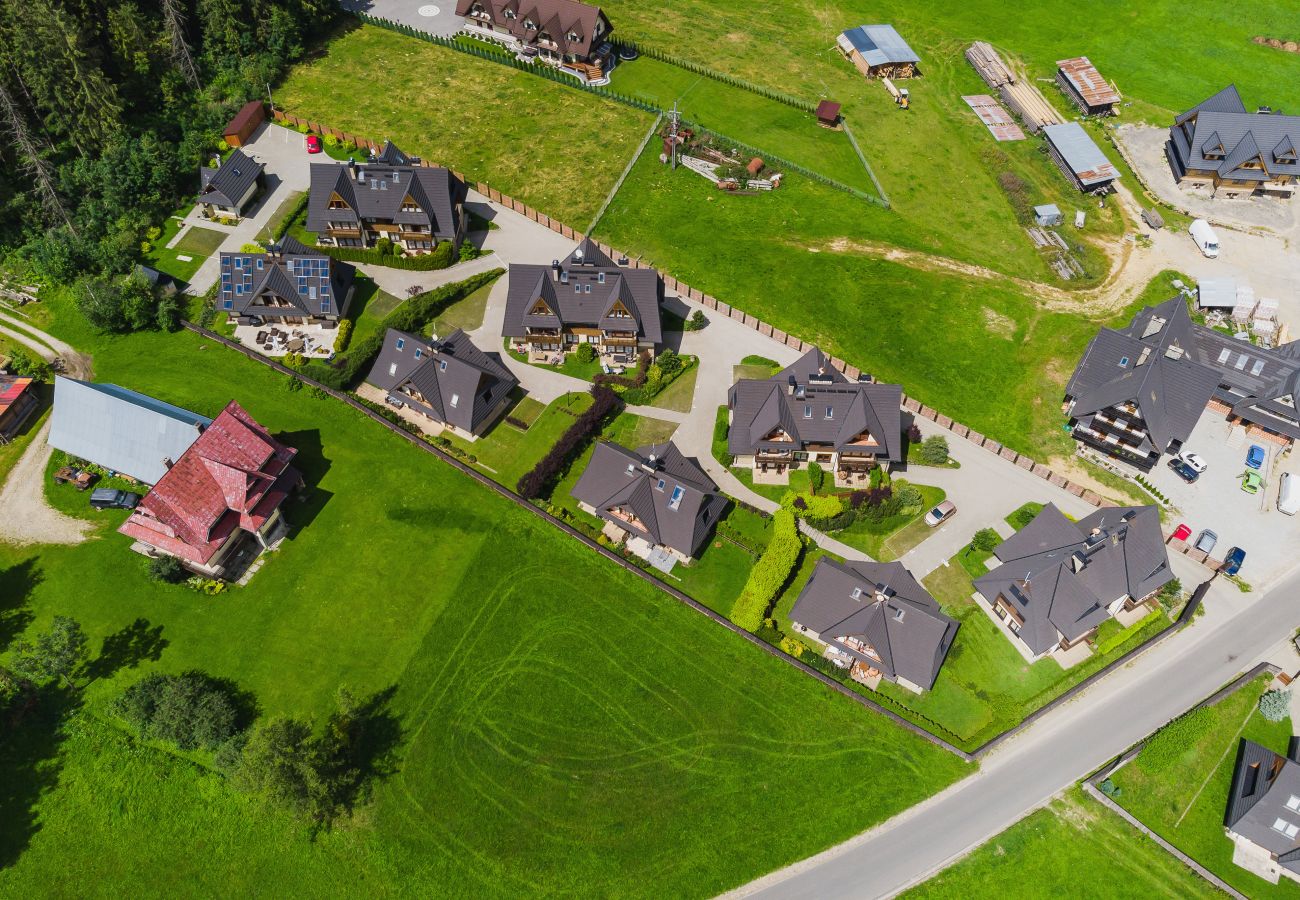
[[273, 192, 310, 241], [311, 237, 456, 270], [516, 386, 622, 500], [730, 509, 801, 631]]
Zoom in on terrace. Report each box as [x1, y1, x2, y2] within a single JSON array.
[[231, 321, 337, 358]]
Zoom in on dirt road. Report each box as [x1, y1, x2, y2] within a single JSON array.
[[0, 421, 93, 546]]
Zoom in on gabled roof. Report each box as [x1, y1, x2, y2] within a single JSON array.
[[118, 401, 299, 565], [1174, 84, 1246, 127], [1042, 122, 1120, 186], [453, 0, 611, 58], [218, 239, 355, 318], [839, 24, 919, 67], [364, 328, 518, 434], [974, 503, 1172, 656], [1226, 738, 1300, 872], [374, 140, 416, 166], [570, 441, 722, 558], [1055, 56, 1120, 108], [728, 348, 903, 461], [790, 558, 956, 690], [1169, 86, 1300, 182], [49, 376, 211, 485], [199, 149, 264, 207], [306, 161, 467, 243]]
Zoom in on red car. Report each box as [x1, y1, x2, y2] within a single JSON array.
[[305, 134, 322, 154], [1171, 523, 1192, 542]]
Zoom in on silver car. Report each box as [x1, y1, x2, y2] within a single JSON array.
[[1194, 529, 1218, 554], [924, 500, 957, 527]]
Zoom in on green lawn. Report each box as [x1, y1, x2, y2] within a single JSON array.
[[642, 363, 698, 413], [1113, 677, 1300, 899], [672, 504, 773, 616], [173, 226, 228, 257], [341, 275, 401, 347], [448, 391, 594, 485], [142, 216, 211, 284], [275, 23, 652, 225], [255, 190, 307, 244], [832, 482, 945, 560], [903, 787, 1221, 899], [432, 282, 493, 335], [0, 294, 972, 896]]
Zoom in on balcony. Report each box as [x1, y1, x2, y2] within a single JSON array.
[[326, 226, 361, 237]]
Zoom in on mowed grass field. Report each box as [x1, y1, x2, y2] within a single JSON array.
[[0, 296, 970, 895], [275, 23, 653, 225]]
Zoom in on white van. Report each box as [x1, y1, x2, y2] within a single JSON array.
[[1279, 472, 1299, 516], [1190, 219, 1220, 258]]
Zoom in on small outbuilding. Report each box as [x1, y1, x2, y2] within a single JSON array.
[[0, 375, 38, 445], [746, 157, 764, 176], [1042, 122, 1120, 194], [1197, 276, 1239, 311], [199, 148, 265, 220], [815, 100, 842, 128], [1034, 204, 1063, 227], [1141, 208, 1165, 230], [222, 101, 266, 149], [837, 25, 920, 79], [1055, 57, 1121, 117]]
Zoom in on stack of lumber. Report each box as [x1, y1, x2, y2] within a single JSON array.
[[965, 42, 1063, 133], [966, 42, 1012, 87]]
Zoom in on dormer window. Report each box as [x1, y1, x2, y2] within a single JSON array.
[[568, 31, 579, 41], [524, 18, 534, 28], [504, 8, 515, 17]]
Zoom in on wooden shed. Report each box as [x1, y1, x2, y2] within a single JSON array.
[[837, 25, 920, 79], [223, 101, 266, 148], [746, 158, 764, 176], [815, 100, 842, 128]]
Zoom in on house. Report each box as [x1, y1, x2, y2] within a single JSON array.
[[1055, 57, 1121, 116], [49, 376, 211, 484], [789, 558, 957, 693], [118, 401, 302, 578], [457, 0, 612, 74], [199, 148, 265, 219], [217, 237, 355, 325], [0, 375, 38, 445], [727, 347, 902, 486], [1225, 738, 1300, 884], [364, 328, 518, 440], [502, 237, 663, 362], [569, 440, 723, 565], [1042, 122, 1120, 194], [306, 143, 468, 254], [1065, 296, 1300, 468], [1166, 85, 1300, 199], [837, 25, 920, 79], [973, 504, 1172, 661], [222, 100, 266, 148]]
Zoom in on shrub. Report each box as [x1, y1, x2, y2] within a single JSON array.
[[1008, 503, 1043, 531], [574, 343, 597, 364], [1099, 778, 1121, 798], [374, 237, 393, 257], [687, 310, 707, 331], [147, 555, 187, 584], [807, 462, 824, 495], [656, 349, 682, 377], [1138, 707, 1213, 773], [139, 240, 152, 254], [730, 509, 801, 631], [1260, 689, 1291, 722], [428, 240, 455, 267], [112, 672, 242, 751], [918, 436, 950, 465], [741, 355, 778, 368], [459, 241, 480, 262], [894, 484, 923, 511], [146, 226, 162, 241], [516, 387, 621, 500], [239, 242, 263, 253], [1157, 578, 1183, 614], [971, 528, 1002, 553], [217, 138, 230, 152], [712, 407, 733, 466], [6, 347, 51, 381], [323, 133, 339, 147], [907, 423, 923, 444], [334, 319, 353, 353]]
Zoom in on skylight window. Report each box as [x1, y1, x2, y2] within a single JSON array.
[[1118, 356, 1129, 367], [438, 360, 447, 372], [1218, 348, 1232, 364], [1236, 353, 1249, 371], [803, 404, 812, 419], [655, 478, 666, 491], [396, 338, 405, 351], [450, 393, 459, 408], [825, 406, 833, 419], [388, 363, 397, 376], [414, 349, 423, 360], [668, 485, 684, 510], [850, 587, 862, 600], [1288, 795, 1300, 812], [1252, 360, 1265, 376], [1273, 818, 1300, 839], [598, 272, 605, 284], [893, 608, 905, 621]]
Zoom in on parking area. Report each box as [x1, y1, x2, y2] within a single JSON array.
[[1148, 414, 1299, 582]]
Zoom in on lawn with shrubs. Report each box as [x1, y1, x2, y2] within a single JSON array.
[[0, 292, 972, 896]]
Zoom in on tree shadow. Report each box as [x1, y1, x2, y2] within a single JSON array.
[[337, 684, 403, 817], [0, 558, 41, 655], [0, 683, 81, 871], [277, 429, 332, 533], [82, 618, 169, 683]]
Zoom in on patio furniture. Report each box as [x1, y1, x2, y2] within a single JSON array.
[[255, 331, 267, 344], [287, 338, 304, 352]]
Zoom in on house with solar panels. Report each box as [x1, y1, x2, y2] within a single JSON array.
[[217, 236, 356, 327], [837, 24, 920, 79]]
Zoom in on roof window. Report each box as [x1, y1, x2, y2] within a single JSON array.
[[1288, 795, 1300, 812], [850, 587, 862, 600], [1118, 356, 1129, 367], [825, 406, 833, 419], [450, 393, 459, 408], [668, 485, 684, 510], [655, 478, 665, 491], [439, 359, 447, 371], [396, 338, 405, 350], [803, 404, 812, 418], [414, 349, 423, 360]]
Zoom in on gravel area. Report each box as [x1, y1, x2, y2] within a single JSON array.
[[0, 421, 93, 546]]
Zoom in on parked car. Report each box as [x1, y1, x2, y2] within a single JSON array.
[[1194, 529, 1218, 554], [305, 134, 322, 154], [924, 500, 957, 527], [1222, 547, 1247, 576], [1190, 218, 1220, 258], [1279, 472, 1299, 516], [1178, 451, 1208, 473], [1242, 472, 1263, 494], [1171, 523, 1192, 542], [89, 488, 141, 510], [1167, 457, 1199, 483], [1246, 444, 1266, 470]]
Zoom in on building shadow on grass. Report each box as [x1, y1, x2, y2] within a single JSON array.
[[0, 558, 41, 655], [82, 618, 169, 683], [0, 683, 80, 871], [278, 429, 333, 533]]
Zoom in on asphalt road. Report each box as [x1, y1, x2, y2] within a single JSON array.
[[736, 566, 1300, 899]]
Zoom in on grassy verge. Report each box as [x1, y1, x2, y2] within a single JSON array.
[[446, 390, 593, 484]]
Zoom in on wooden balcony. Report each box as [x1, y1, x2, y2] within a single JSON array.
[[601, 335, 638, 347], [326, 226, 361, 237]]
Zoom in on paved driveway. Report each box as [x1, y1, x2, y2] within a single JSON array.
[[341, 0, 464, 36]]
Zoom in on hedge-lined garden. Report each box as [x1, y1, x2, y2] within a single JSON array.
[[729, 509, 802, 630]]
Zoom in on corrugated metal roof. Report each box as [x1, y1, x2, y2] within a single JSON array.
[[840, 24, 919, 68], [1056, 56, 1120, 108], [1043, 122, 1120, 185]]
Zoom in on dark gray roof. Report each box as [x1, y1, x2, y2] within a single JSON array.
[[727, 348, 902, 461], [1226, 739, 1300, 872], [199, 149, 263, 207], [839, 25, 919, 67], [454, 0, 612, 60], [569, 441, 722, 558], [974, 504, 1172, 656], [790, 558, 956, 690], [374, 140, 417, 166], [1042, 123, 1120, 186], [365, 328, 518, 434], [503, 241, 662, 343], [1169, 86, 1300, 183], [218, 237, 355, 319], [306, 159, 467, 243]]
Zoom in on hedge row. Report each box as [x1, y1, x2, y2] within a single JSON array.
[[302, 268, 503, 389], [272, 192, 310, 241], [516, 385, 622, 500], [615, 37, 817, 113], [730, 509, 801, 631], [310, 238, 457, 271]]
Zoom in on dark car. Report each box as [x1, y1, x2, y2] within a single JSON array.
[[1222, 547, 1246, 577], [1167, 457, 1199, 483], [89, 488, 141, 510]]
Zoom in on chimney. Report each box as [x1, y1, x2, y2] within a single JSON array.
[[347, 158, 356, 179], [358, 168, 365, 183], [552, 259, 561, 281], [787, 375, 797, 395], [162, 456, 173, 470]]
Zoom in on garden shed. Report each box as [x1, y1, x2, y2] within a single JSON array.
[[1034, 204, 1063, 227], [223, 101, 266, 148], [837, 25, 920, 79], [816, 100, 842, 128]]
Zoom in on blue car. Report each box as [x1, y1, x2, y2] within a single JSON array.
[[1246, 445, 1266, 469], [1222, 546, 1246, 576]]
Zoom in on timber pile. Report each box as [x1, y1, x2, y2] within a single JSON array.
[[965, 42, 1062, 133]]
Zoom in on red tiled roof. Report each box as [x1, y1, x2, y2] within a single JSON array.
[[118, 400, 299, 565]]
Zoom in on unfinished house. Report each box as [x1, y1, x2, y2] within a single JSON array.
[[569, 441, 723, 569], [199, 148, 265, 219], [1225, 738, 1300, 885], [502, 237, 663, 364], [974, 504, 1172, 663], [307, 142, 468, 253], [456, 0, 613, 81], [1055, 57, 1121, 116], [727, 347, 902, 486], [837, 24, 920, 78], [1167, 85, 1300, 199], [1042, 122, 1121, 194], [789, 558, 957, 693]]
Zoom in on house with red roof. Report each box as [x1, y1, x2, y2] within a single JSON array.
[[118, 400, 303, 578]]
